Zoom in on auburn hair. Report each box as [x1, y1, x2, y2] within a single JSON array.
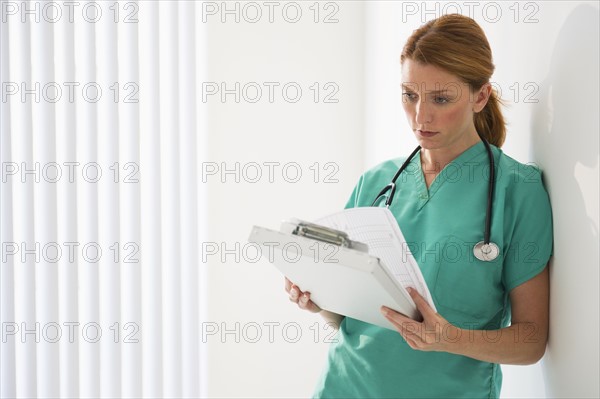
[[401, 14, 506, 147]]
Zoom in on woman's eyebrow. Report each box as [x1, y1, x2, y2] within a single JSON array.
[[401, 84, 454, 94], [425, 89, 452, 94]]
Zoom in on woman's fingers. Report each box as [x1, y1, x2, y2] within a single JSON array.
[[285, 279, 322, 313], [284, 277, 293, 293], [297, 292, 322, 313], [287, 282, 302, 303], [289, 285, 300, 302]]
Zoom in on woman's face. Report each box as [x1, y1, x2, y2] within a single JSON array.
[[401, 59, 489, 152]]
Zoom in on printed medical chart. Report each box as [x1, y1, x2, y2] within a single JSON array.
[[316, 207, 437, 311]]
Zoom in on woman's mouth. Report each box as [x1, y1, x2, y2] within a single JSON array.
[[417, 130, 439, 138]]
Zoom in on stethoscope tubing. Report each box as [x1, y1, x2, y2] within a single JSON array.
[[371, 135, 498, 261], [481, 137, 495, 246]]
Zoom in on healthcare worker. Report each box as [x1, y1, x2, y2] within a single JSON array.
[[285, 13, 553, 398]]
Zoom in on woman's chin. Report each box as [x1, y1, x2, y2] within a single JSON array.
[[414, 137, 441, 150]]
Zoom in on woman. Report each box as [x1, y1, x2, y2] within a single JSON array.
[[286, 14, 553, 398]]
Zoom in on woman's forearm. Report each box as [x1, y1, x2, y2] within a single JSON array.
[[319, 310, 344, 329], [382, 285, 548, 365], [447, 322, 547, 365]]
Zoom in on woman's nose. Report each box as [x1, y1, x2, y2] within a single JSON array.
[[415, 100, 433, 125]]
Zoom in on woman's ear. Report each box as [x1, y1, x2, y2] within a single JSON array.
[[473, 83, 492, 113]]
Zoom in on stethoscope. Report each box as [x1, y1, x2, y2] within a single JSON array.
[[371, 136, 500, 262]]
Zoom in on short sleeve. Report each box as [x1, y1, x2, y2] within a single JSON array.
[[342, 158, 402, 210], [344, 174, 364, 210], [502, 166, 554, 292]]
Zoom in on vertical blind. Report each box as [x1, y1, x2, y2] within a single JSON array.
[[1, 1, 207, 397]]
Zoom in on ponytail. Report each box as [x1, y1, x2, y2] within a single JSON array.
[[474, 88, 506, 148]]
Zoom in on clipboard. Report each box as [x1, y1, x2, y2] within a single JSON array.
[[248, 220, 419, 330]]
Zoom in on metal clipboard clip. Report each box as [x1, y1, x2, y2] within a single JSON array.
[[281, 219, 368, 253]]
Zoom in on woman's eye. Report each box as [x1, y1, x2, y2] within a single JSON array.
[[433, 96, 449, 104], [402, 92, 417, 102]]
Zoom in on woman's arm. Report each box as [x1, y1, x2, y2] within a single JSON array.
[[381, 265, 549, 365], [318, 310, 345, 328]]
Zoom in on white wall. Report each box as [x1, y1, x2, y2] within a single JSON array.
[[364, 1, 599, 398], [203, 3, 365, 397], [531, 3, 599, 398]]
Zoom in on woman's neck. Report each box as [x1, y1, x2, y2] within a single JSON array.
[[420, 135, 481, 188]]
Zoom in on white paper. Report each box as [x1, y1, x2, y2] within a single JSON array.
[[315, 207, 436, 311]]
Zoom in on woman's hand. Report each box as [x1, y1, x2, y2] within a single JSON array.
[[284, 277, 344, 328], [381, 287, 460, 353], [284, 277, 322, 313]]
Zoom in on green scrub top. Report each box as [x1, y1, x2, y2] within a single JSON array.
[[313, 141, 553, 398]]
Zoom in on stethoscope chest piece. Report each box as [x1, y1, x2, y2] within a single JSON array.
[[473, 241, 500, 262]]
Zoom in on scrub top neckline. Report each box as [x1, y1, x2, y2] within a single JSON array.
[[412, 141, 488, 210]]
